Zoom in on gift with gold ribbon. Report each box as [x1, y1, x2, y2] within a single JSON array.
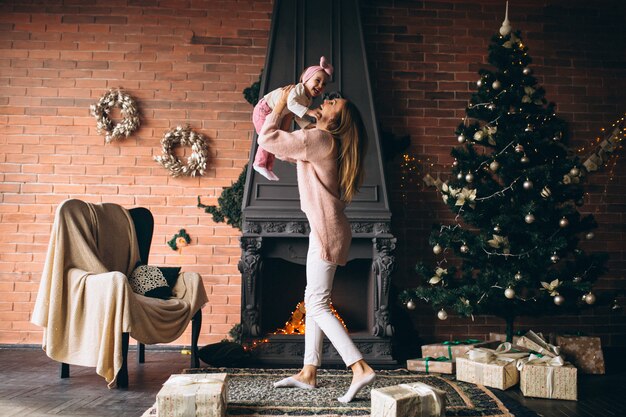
[[421, 338, 497, 360], [371, 381, 447, 417], [517, 353, 577, 400], [407, 356, 455, 374], [515, 330, 560, 358], [456, 342, 530, 390], [157, 373, 228, 417]]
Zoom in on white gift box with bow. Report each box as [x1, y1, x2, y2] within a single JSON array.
[[456, 342, 530, 390], [157, 373, 228, 417], [517, 353, 577, 401], [371, 381, 447, 417]]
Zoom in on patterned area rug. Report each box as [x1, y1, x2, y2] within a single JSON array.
[[143, 368, 540, 416]]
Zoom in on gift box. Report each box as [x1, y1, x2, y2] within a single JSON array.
[[157, 373, 228, 417], [455, 343, 530, 390], [421, 339, 498, 360], [407, 357, 455, 374], [519, 355, 577, 400], [515, 330, 560, 357], [489, 332, 522, 344], [556, 335, 605, 374], [371, 382, 446, 417]]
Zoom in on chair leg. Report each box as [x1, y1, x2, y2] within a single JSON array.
[[190, 309, 202, 368], [138, 341, 145, 364], [117, 332, 130, 388], [60, 363, 70, 378]]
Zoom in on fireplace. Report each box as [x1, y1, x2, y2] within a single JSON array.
[[239, 0, 397, 366]]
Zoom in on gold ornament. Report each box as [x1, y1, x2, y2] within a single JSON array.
[[489, 160, 500, 171], [437, 309, 448, 320], [460, 243, 470, 253], [523, 179, 533, 190], [584, 292, 596, 305], [406, 300, 416, 310], [525, 213, 535, 224], [433, 244, 443, 255], [554, 294, 565, 305], [559, 217, 569, 228], [458, 134, 466, 143], [514, 271, 522, 281], [504, 287, 515, 299], [465, 172, 474, 183], [540, 186, 552, 198]]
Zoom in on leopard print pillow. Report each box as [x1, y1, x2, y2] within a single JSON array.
[[129, 265, 172, 299]]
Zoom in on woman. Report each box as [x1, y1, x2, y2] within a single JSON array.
[[257, 85, 376, 403]]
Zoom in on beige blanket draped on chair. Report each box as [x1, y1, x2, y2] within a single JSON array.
[[32, 199, 208, 388]]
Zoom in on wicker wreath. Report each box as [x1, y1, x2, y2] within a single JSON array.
[[154, 125, 209, 177], [90, 89, 140, 143]]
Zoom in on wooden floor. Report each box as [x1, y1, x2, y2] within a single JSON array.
[[1, 346, 624, 417]]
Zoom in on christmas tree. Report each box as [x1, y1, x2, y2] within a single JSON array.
[[400, 5, 608, 341]]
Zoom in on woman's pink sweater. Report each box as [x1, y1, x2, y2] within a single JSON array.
[[258, 112, 351, 266]]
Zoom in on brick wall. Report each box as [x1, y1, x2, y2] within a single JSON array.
[[0, 0, 272, 346], [1, 0, 624, 350]]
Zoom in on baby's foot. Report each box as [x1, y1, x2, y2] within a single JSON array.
[[337, 372, 376, 403], [253, 164, 279, 181]]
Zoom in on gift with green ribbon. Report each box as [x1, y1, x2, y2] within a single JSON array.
[[407, 356, 454, 374]]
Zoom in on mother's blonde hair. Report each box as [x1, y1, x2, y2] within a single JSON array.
[[327, 100, 366, 204]]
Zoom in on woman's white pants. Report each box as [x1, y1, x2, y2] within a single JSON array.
[[303, 237, 363, 367]]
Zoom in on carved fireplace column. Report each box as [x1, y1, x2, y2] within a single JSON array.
[[238, 236, 262, 337], [372, 237, 397, 338]]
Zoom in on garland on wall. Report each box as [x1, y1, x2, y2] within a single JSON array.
[[90, 88, 141, 143], [154, 125, 209, 177]]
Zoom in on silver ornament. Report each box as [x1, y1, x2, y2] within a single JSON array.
[[477, 79, 483, 87], [551, 253, 560, 263], [474, 131, 484, 141], [586, 232, 594, 240], [460, 244, 469, 253], [569, 167, 580, 176], [457, 172, 464, 180], [492, 80, 501, 90], [489, 161, 500, 171], [523, 67, 531, 75], [453, 159, 459, 167], [515, 144, 524, 153], [554, 294, 565, 306], [520, 155, 530, 164], [514, 272, 523, 281], [437, 309, 448, 320], [493, 224, 502, 233], [573, 276, 582, 283], [504, 287, 515, 299], [540, 186, 552, 198], [465, 172, 474, 182], [433, 244, 443, 255], [406, 300, 416, 310], [523, 179, 533, 190], [458, 134, 466, 143], [525, 213, 535, 224], [559, 217, 569, 228], [584, 292, 596, 305]]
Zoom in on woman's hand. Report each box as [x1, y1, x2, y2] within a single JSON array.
[[273, 84, 295, 115]]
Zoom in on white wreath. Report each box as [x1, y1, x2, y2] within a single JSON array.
[[90, 89, 140, 143], [154, 125, 209, 177]]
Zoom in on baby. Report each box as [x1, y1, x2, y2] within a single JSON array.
[[252, 56, 334, 181]]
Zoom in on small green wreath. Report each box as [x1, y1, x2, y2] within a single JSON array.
[[168, 229, 191, 252], [90, 89, 140, 143], [154, 125, 209, 177]]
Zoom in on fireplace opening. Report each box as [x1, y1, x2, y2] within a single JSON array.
[[260, 257, 373, 336]]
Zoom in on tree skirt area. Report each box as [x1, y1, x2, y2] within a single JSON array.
[[142, 368, 539, 416]]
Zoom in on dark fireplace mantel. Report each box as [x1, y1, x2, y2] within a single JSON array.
[[239, 0, 397, 366]]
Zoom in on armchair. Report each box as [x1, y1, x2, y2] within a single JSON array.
[[31, 199, 208, 388]]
